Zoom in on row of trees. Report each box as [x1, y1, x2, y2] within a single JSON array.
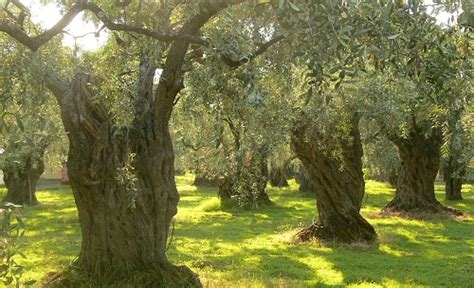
[[0, 0, 472, 285]]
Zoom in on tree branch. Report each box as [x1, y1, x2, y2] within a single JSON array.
[[221, 35, 285, 68], [0, 1, 209, 51]]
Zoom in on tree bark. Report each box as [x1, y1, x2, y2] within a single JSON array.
[[443, 158, 464, 200], [34, 9, 220, 283], [3, 154, 45, 205], [385, 129, 461, 215], [291, 115, 376, 243], [235, 147, 271, 208], [388, 167, 399, 187]]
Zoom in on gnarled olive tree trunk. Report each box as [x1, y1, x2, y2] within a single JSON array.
[[37, 10, 222, 284], [3, 153, 45, 205], [385, 129, 461, 215], [55, 72, 196, 283], [291, 115, 376, 243]]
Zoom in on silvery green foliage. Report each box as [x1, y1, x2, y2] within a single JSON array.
[[0, 203, 35, 287]]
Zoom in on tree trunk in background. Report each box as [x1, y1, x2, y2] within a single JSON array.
[[443, 158, 464, 200], [385, 129, 461, 215], [193, 173, 219, 187], [218, 175, 234, 200], [236, 148, 271, 207], [295, 166, 315, 193], [3, 154, 45, 205], [218, 146, 271, 209], [291, 115, 376, 243], [269, 165, 289, 187]]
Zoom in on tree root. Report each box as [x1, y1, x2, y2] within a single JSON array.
[[292, 223, 328, 244], [45, 264, 202, 287], [383, 200, 463, 217]]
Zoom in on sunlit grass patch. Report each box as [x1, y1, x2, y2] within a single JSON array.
[[1, 178, 472, 287]]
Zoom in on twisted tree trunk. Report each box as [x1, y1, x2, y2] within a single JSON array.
[[3, 154, 45, 205], [52, 72, 199, 284], [291, 115, 376, 243], [0, 1, 281, 284], [385, 129, 461, 215], [35, 10, 219, 283]]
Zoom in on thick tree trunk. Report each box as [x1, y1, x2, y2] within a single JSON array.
[[3, 155, 44, 205], [443, 158, 464, 201], [269, 165, 289, 187], [291, 115, 376, 243], [385, 130, 461, 215], [49, 61, 200, 285]]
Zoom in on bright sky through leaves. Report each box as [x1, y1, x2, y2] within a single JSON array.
[[22, 0, 457, 51]]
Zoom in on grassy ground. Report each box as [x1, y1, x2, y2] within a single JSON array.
[[1, 176, 473, 287]]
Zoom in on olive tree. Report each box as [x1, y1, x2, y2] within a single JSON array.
[[0, 36, 62, 205], [360, 8, 471, 215], [1, 0, 285, 283]]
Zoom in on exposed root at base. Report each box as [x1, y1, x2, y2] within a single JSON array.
[[291, 223, 326, 244], [290, 223, 378, 249], [382, 202, 463, 219], [45, 264, 202, 287], [375, 208, 468, 221]]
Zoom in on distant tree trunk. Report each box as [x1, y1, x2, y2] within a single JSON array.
[[218, 175, 234, 200], [295, 166, 315, 193], [193, 173, 219, 187], [218, 146, 271, 208], [3, 154, 45, 205], [291, 114, 376, 243], [443, 158, 464, 200], [385, 128, 461, 215], [269, 164, 289, 187], [238, 148, 271, 207]]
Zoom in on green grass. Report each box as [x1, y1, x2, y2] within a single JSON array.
[[1, 176, 473, 287]]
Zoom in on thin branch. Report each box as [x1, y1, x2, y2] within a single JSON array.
[[221, 35, 285, 68]]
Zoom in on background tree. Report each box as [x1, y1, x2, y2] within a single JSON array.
[[0, 35, 62, 205], [360, 8, 471, 214], [361, 120, 400, 186]]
